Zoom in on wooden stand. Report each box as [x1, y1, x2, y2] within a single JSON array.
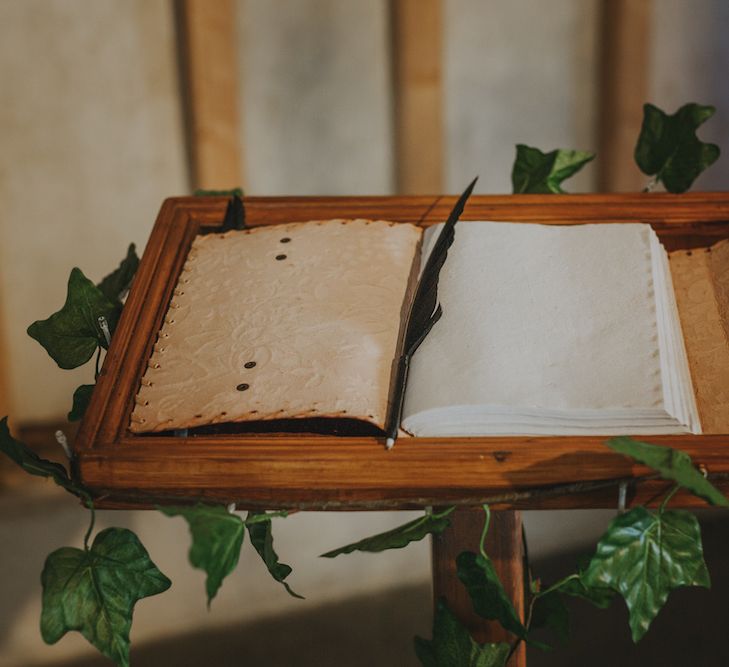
[[74, 194, 729, 667], [77, 193, 729, 511], [432, 509, 526, 665]]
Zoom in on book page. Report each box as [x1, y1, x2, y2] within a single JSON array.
[[402, 222, 669, 429], [131, 219, 422, 432]]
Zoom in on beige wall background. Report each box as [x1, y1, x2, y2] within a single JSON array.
[[0, 1, 727, 664], [241, 0, 394, 195], [0, 0, 188, 424], [445, 0, 600, 193], [4, 0, 729, 422]]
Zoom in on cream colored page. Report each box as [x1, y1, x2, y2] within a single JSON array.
[[131, 220, 422, 432], [403, 222, 664, 420], [670, 240, 729, 433]]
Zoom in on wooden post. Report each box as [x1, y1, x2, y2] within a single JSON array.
[[597, 0, 653, 192], [390, 0, 444, 194], [432, 509, 526, 665], [0, 293, 12, 488], [177, 0, 244, 190], [0, 294, 11, 420]]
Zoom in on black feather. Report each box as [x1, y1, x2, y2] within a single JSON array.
[[385, 177, 478, 445], [404, 177, 478, 354], [220, 195, 246, 231]]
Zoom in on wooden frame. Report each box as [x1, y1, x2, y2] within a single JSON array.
[[75, 194, 729, 510]]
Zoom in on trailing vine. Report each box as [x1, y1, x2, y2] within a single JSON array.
[[0, 102, 724, 666]]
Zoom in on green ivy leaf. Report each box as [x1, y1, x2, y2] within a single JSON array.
[[321, 507, 455, 557], [247, 511, 303, 599], [68, 384, 95, 422], [511, 144, 594, 194], [97, 244, 139, 305], [583, 506, 710, 642], [27, 268, 120, 369], [530, 591, 569, 644], [634, 103, 720, 193], [414, 599, 511, 667], [41, 527, 171, 667], [606, 437, 729, 507], [456, 551, 528, 640], [0, 416, 87, 499], [160, 504, 244, 605]]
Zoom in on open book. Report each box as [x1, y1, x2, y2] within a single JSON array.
[[130, 216, 704, 438]]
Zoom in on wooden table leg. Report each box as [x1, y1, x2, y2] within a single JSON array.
[[432, 508, 526, 666]]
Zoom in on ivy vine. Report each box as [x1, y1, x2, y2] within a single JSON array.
[[0, 102, 724, 666]]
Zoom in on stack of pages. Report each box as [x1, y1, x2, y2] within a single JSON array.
[[402, 222, 700, 436], [130, 219, 701, 437]]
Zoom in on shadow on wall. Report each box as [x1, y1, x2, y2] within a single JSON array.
[[15, 512, 729, 667], [0, 484, 433, 666], [651, 0, 729, 191], [528, 512, 729, 667], [41, 583, 432, 667]]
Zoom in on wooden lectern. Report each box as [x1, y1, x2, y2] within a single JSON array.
[[75, 193, 729, 666]]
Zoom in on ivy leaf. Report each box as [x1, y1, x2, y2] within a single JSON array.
[[97, 244, 139, 305], [247, 511, 303, 599], [606, 437, 729, 507], [27, 268, 120, 369], [159, 504, 244, 605], [68, 384, 95, 422], [456, 551, 528, 640], [414, 599, 511, 667], [321, 507, 454, 557], [583, 506, 710, 642], [0, 416, 87, 499], [41, 527, 170, 667], [530, 591, 569, 644], [511, 144, 594, 194], [635, 103, 720, 193]]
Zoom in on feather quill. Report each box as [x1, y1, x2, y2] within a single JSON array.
[[220, 194, 246, 231], [385, 177, 478, 447]]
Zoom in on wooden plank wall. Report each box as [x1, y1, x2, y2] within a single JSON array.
[[176, 1, 654, 195], [597, 0, 653, 191], [390, 0, 444, 193], [0, 293, 11, 420], [178, 0, 244, 190]]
